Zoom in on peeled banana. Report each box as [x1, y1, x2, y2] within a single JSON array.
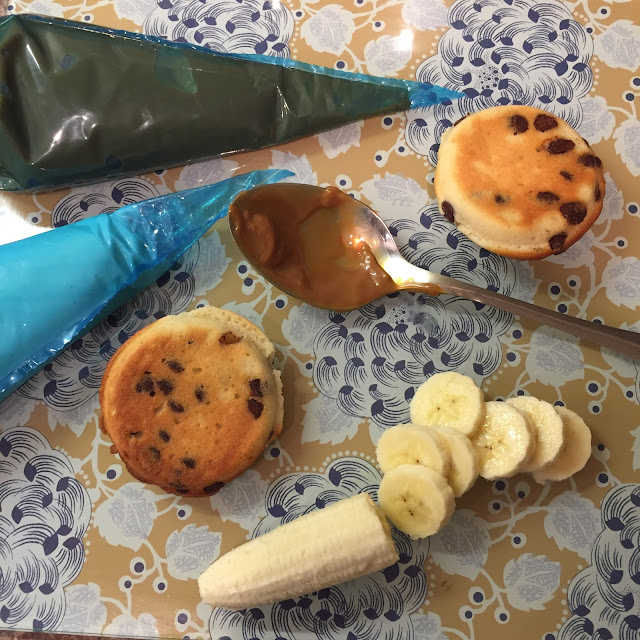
[[506, 396, 565, 473], [472, 400, 535, 480], [532, 407, 592, 484], [378, 464, 455, 539], [376, 423, 451, 476], [410, 372, 485, 436], [432, 425, 479, 497], [198, 493, 398, 609]]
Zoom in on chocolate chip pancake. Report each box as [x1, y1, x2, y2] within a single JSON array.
[[434, 106, 605, 260], [99, 307, 283, 497]]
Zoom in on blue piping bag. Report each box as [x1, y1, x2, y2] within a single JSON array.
[[0, 168, 293, 402]]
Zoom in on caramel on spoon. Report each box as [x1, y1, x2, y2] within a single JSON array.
[[229, 183, 640, 360]]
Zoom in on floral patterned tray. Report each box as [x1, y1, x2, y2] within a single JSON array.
[[0, 0, 639, 638]]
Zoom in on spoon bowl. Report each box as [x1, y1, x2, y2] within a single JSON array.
[[230, 183, 640, 360]]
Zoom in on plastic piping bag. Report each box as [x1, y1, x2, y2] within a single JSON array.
[[0, 168, 292, 403], [0, 14, 463, 192]]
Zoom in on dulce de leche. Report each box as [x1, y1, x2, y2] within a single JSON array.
[[229, 184, 398, 310]]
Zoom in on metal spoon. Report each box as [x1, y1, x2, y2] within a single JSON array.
[[231, 184, 640, 361]]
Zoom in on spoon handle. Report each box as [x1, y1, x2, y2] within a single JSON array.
[[406, 270, 640, 361]]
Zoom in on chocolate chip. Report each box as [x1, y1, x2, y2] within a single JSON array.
[[595, 183, 602, 201], [547, 139, 575, 154], [182, 457, 196, 469], [494, 194, 507, 204], [549, 233, 567, 254], [203, 482, 225, 495], [135, 376, 154, 394], [149, 447, 161, 461], [559, 171, 573, 181], [441, 201, 455, 224], [537, 191, 560, 203], [578, 153, 602, 168], [453, 115, 468, 126], [169, 482, 189, 494], [169, 400, 184, 413], [158, 430, 171, 443], [534, 114, 558, 132], [247, 398, 264, 419], [509, 114, 528, 134], [166, 360, 184, 373], [560, 202, 587, 225], [249, 378, 263, 397], [219, 332, 241, 345], [157, 379, 174, 395], [194, 386, 206, 403], [129, 431, 142, 438]]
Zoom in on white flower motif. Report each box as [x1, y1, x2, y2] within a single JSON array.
[[594, 172, 625, 224], [613, 117, 640, 177], [316, 122, 363, 159], [602, 256, 640, 309], [114, 0, 156, 25], [503, 553, 561, 611], [270, 151, 318, 185], [360, 173, 429, 222], [93, 483, 158, 551], [364, 35, 413, 77], [281, 304, 331, 356], [594, 20, 640, 70], [0, 391, 35, 427], [211, 469, 269, 532], [104, 613, 159, 637], [301, 394, 363, 445], [174, 158, 239, 192], [300, 4, 355, 54], [192, 231, 231, 296], [59, 583, 107, 634], [411, 612, 449, 639], [577, 96, 615, 144], [165, 525, 221, 580], [23, 0, 64, 17], [402, 0, 449, 30], [544, 491, 600, 560], [430, 510, 490, 580], [525, 328, 584, 386]]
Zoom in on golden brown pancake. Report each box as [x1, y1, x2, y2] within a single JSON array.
[[99, 307, 283, 497], [434, 106, 605, 260]]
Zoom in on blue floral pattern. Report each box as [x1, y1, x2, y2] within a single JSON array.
[[557, 483, 640, 640], [0, 427, 91, 629], [208, 457, 430, 640], [405, 0, 594, 164], [144, 0, 294, 57]]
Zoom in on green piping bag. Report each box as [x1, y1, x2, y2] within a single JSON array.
[[0, 14, 462, 191]]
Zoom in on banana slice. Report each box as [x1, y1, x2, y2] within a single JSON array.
[[432, 425, 479, 497], [472, 400, 535, 480], [378, 464, 455, 539], [410, 372, 485, 437], [532, 407, 592, 484], [376, 424, 450, 476], [506, 396, 565, 473]]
